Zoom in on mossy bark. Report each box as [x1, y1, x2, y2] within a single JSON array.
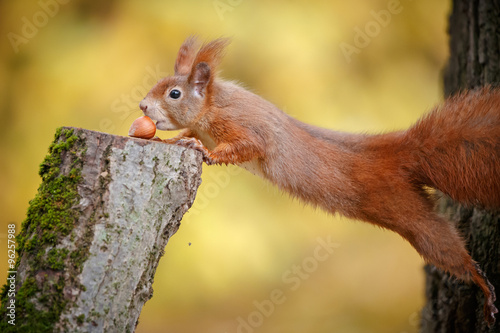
[[0, 127, 203, 332], [420, 0, 500, 332]]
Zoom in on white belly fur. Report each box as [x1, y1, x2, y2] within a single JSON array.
[[237, 160, 265, 179]]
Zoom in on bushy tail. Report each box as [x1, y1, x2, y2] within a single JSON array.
[[405, 86, 500, 208]]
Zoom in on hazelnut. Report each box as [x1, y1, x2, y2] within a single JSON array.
[[129, 116, 156, 139]]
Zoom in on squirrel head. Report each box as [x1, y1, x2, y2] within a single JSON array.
[[139, 36, 230, 131]]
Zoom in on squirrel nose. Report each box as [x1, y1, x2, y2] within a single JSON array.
[[139, 101, 148, 112]]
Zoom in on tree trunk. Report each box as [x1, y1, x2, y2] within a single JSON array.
[[421, 1, 500, 332], [0, 127, 202, 332]]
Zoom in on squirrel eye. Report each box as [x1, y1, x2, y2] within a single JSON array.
[[169, 89, 181, 99]]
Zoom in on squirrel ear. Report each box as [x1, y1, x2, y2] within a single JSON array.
[[191, 62, 211, 97], [186, 38, 230, 97], [174, 36, 200, 76]]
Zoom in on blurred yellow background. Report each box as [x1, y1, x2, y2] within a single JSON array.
[[0, 0, 450, 332]]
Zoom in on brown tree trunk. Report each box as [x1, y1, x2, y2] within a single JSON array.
[[420, 1, 500, 332], [0, 127, 202, 332]]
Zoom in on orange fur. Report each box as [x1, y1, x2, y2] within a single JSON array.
[[174, 36, 200, 76], [139, 37, 500, 325]]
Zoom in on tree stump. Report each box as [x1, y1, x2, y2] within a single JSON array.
[[0, 127, 203, 332]]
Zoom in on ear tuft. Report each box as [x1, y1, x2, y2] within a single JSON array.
[[174, 36, 201, 76], [192, 62, 211, 97], [191, 37, 231, 73], [187, 37, 231, 97]]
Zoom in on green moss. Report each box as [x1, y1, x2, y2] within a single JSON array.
[[76, 314, 85, 325], [47, 248, 70, 271], [69, 247, 86, 270], [18, 128, 83, 254], [0, 127, 86, 332]]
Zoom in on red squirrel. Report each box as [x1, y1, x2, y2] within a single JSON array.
[[139, 37, 500, 325]]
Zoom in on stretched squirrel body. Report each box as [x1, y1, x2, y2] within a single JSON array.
[[139, 37, 500, 325]]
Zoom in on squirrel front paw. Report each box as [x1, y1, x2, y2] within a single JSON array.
[[175, 137, 216, 165]]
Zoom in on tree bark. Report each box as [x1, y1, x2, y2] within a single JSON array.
[[0, 127, 202, 332], [421, 1, 500, 332]]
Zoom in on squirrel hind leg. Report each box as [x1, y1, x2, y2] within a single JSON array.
[[402, 213, 497, 326], [471, 263, 498, 326]]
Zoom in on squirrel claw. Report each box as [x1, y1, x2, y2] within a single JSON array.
[[475, 263, 498, 327], [175, 137, 204, 150], [150, 136, 163, 142], [203, 156, 217, 166], [175, 137, 215, 165], [485, 302, 498, 327]]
